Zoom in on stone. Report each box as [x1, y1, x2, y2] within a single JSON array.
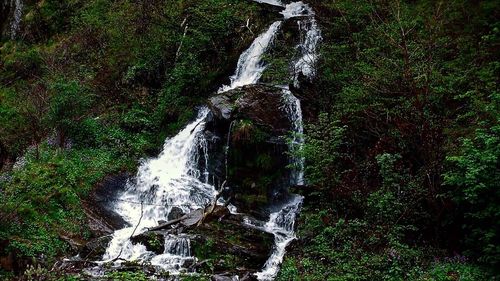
[[187, 212, 274, 273], [79, 235, 112, 260], [130, 232, 165, 254], [167, 207, 185, 221], [208, 84, 292, 134]]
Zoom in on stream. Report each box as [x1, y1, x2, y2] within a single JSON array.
[[98, 1, 321, 280]]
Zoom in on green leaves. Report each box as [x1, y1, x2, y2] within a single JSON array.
[[300, 113, 346, 187], [444, 124, 500, 265]]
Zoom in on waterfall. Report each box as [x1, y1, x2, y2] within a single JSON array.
[[293, 18, 321, 86], [282, 88, 305, 186], [218, 21, 282, 93], [150, 235, 194, 272], [102, 108, 215, 268], [10, 0, 23, 39], [255, 195, 303, 280], [281, 1, 322, 86], [99, 1, 319, 278], [102, 11, 284, 272]]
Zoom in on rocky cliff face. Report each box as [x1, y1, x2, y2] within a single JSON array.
[[207, 84, 299, 216]]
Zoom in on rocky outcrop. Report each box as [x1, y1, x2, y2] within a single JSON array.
[[130, 231, 165, 255], [186, 208, 274, 275], [208, 84, 292, 135], [86, 173, 131, 232], [206, 84, 296, 216], [79, 235, 113, 260]]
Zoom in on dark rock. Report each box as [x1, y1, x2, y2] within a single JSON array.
[[212, 274, 234, 281], [0, 1, 12, 39], [206, 84, 295, 216], [167, 207, 185, 221], [130, 231, 165, 255], [208, 84, 292, 135], [79, 235, 112, 260], [87, 173, 131, 232], [240, 272, 258, 281], [187, 212, 274, 273], [181, 208, 204, 226]]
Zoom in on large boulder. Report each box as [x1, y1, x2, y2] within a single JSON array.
[[207, 85, 296, 216], [208, 84, 292, 135], [186, 210, 274, 275], [79, 235, 113, 260], [86, 173, 131, 234], [130, 231, 165, 255]]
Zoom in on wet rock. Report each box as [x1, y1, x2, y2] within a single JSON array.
[[0, 1, 12, 38], [130, 232, 165, 255], [208, 84, 292, 134], [87, 173, 131, 232], [187, 212, 274, 274], [79, 235, 112, 260], [240, 272, 258, 281], [212, 274, 234, 281], [167, 207, 185, 221]]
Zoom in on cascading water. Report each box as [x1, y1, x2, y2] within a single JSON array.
[[281, 1, 322, 86], [255, 195, 303, 280], [150, 235, 193, 272], [99, 1, 319, 278], [282, 88, 305, 186], [253, 2, 321, 279], [218, 21, 282, 93], [102, 108, 215, 271], [102, 13, 284, 274], [10, 0, 23, 39]]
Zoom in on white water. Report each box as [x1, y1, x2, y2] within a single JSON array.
[[102, 108, 215, 270], [282, 88, 305, 186], [281, 1, 312, 19], [100, 0, 319, 278], [253, 0, 284, 7], [282, 1, 322, 86], [218, 21, 282, 93], [293, 18, 321, 85], [10, 0, 23, 39], [255, 195, 303, 280], [150, 235, 194, 272]]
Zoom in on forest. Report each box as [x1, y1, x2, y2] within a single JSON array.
[[0, 0, 498, 280]]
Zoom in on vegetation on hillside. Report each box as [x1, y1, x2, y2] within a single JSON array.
[[0, 0, 498, 280], [0, 0, 270, 278], [278, 0, 499, 280]]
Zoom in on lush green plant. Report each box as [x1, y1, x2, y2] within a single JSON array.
[[105, 271, 149, 281], [444, 123, 500, 267]]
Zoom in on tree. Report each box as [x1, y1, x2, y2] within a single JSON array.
[[45, 79, 93, 148]]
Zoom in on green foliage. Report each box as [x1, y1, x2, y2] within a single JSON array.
[[284, 0, 499, 279], [105, 271, 149, 281], [444, 123, 500, 266], [299, 113, 346, 187], [45, 78, 93, 143], [0, 145, 125, 261]]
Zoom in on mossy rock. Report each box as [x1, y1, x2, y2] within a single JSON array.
[[186, 213, 273, 275], [130, 232, 165, 255]]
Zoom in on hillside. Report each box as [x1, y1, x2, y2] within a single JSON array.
[[0, 0, 498, 280]]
